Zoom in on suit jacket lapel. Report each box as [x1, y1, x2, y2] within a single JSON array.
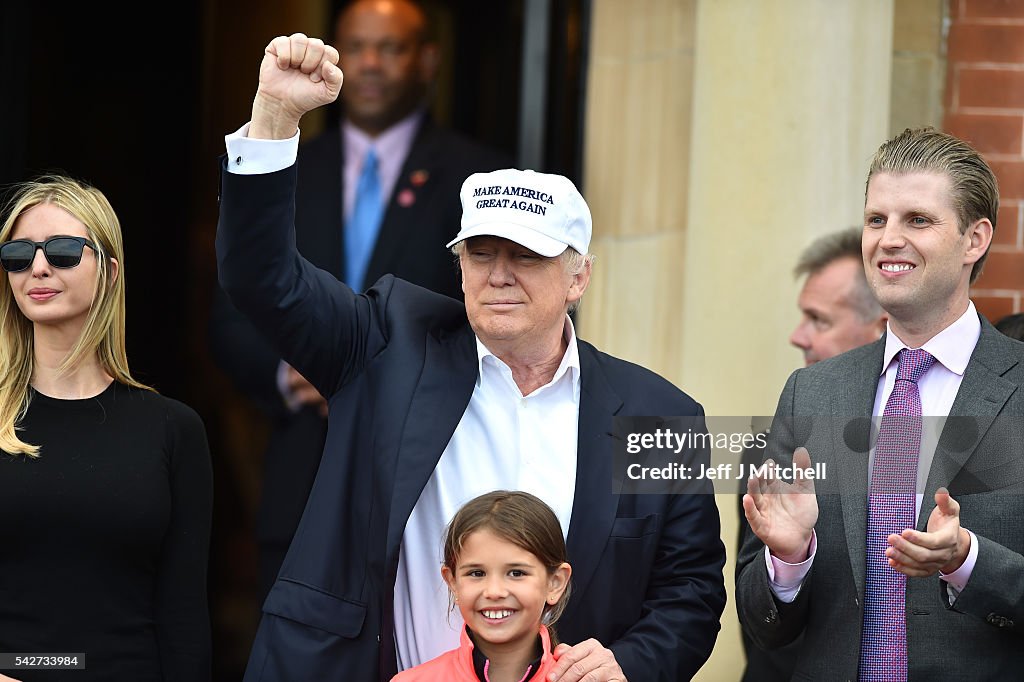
[[831, 337, 886, 600], [918, 318, 1020, 527], [565, 343, 624, 601], [386, 324, 478, 567]]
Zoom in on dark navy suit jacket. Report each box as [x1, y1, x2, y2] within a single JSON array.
[[217, 162, 726, 682]]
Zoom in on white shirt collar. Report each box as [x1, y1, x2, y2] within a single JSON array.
[[474, 317, 582, 395], [881, 300, 981, 377], [342, 108, 424, 161]]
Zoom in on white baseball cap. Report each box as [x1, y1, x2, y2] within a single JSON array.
[[446, 168, 592, 257]]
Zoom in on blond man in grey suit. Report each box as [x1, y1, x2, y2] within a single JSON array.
[[737, 127, 1024, 680]]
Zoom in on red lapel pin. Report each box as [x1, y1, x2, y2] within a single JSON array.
[[397, 188, 416, 207]]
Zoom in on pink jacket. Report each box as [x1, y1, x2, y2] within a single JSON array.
[[391, 624, 557, 682]]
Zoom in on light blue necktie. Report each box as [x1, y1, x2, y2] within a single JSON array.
[[345, 148, 383, 290]]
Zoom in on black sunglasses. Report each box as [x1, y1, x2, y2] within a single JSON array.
[[0, 236, 99, 273]]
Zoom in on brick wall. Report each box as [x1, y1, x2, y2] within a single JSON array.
[[945, 0, 1024, 323]]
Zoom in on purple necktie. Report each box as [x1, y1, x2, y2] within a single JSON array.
[[860, 348, 935, 681]]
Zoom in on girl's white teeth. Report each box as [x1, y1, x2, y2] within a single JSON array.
[[482, 609, 513, 619], [882, 263, 914, 272]]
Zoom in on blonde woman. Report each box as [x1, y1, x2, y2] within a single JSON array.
[[0, 176, 212, 682]]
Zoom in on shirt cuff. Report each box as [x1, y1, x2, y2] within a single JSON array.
[[940, 528, 978, 600], [225, 122, 300, 175], [766, 531, 817, 604]]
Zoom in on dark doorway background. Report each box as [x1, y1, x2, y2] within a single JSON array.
[[2, 1, 587, 678]]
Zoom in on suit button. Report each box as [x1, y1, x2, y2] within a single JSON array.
[[764, 610, 777, 624]]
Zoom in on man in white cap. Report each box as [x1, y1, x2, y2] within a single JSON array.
[[217, 33, 725, 682]]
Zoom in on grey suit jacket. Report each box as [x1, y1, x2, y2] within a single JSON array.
[[736, 316, 1024, 681]]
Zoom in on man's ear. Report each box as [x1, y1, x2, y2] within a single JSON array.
[[964, 218, 994, 266], [457, 250, 467, 295], [419, 42, 440, 83], [566, 258, 592, 307]]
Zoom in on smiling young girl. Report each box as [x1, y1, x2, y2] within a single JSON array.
[[393, 490, 572, 682]]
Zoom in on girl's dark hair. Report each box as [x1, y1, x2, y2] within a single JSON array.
[[444, 490, 572, 634]]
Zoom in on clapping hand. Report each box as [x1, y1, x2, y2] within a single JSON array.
[[886, 487, 970, 577], [742, 446, 818, 562]]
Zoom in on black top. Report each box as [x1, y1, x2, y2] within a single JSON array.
[[0, 381, 213, 681], [469, 628, 544, 682]]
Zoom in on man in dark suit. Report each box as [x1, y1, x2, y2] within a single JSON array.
[[217, 34, 725, 682], [738, 127, 1024, 679], [737, 227, 886, 681], [208, 0, 509, 601]]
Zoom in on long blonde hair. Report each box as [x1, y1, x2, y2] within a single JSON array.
[[0, 175, 151, 456]]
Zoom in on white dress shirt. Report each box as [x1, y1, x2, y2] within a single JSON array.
[[393, 318, 580, 670]]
